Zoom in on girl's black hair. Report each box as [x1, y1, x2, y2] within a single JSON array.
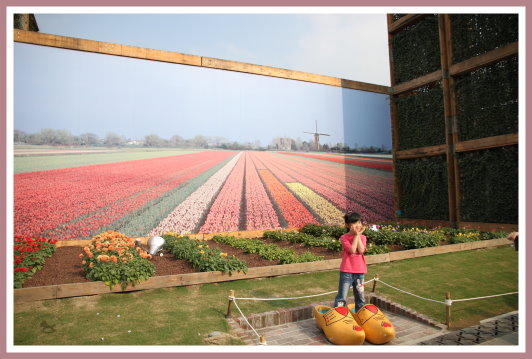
[[344, 212, 362, 224]]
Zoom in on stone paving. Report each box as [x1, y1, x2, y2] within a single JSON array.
[[233, 308, 445, 346]]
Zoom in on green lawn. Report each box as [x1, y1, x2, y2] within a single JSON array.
[[14, 148, 202, 173], [13, 246, 518, 345]]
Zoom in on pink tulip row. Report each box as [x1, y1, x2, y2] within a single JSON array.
[[149, 153, 243, 235], [244, 153, 281, 230], [199, 153, 247, 233], [14, 151, 235, 240]]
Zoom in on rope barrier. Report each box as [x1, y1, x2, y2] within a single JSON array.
[[376, 279, 447, 304], [452, 291, 519, 303], [233, 279, 375, 302], [376, 279, 518, 306]]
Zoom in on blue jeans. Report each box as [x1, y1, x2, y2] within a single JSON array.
[[334, 272, 365, 311]]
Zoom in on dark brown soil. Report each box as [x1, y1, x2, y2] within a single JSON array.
[[22, 238, 342, 288]]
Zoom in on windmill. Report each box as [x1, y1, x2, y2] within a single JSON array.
[[304, 121, 330, 151]]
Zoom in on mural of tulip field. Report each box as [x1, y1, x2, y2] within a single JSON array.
[[14, 150, 394, 241]]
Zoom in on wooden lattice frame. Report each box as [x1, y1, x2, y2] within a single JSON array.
[[387, 14, 518, 232]]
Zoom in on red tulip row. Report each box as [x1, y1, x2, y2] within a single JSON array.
[[280, 152, 393, 171], [14, 151, 235, 240], [244, 153, 281, 230]]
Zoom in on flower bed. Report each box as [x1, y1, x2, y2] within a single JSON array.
[[14, 235, 58, 288], [16, 224, 510, 290], [212, 235, 324, 264], [163, 233, 248, 274]]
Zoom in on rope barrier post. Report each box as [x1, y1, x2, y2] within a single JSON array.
[[259, 336, 267, 345], [225, 290, 235, 318], [445, 292, 452, 329], [371, 274, 379, 293]]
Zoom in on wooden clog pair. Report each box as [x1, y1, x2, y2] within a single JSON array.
[[313, 303, 395, 345]]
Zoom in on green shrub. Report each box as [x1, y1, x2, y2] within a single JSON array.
[[163, 234, 247, 274], [212, 235, 323, 264], [300, 224, 346, 238], [396, 231, 444, 249], [264, 230, 342, 251], [365, 243, 391, 255]]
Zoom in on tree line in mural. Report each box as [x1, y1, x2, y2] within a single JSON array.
[[14, 128, 391, 153]]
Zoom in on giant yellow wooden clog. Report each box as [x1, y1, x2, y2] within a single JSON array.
[[348, 303, 395, 344], [313, 305, 365, 345]]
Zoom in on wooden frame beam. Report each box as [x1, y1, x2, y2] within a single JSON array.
[[450, 42, 518, 77], [455, 133, 518, 153], [395, 144, 447, 159], [388, 14, 429, 34], [14, 29, 391, 95]]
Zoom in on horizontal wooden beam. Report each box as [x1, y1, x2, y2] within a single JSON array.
[[388, 14, 429, 34], [450, 42, 518, 77], [14, 29, 201, 66], [395, 144, 447, 159], [14, 238, 510, 303], [14, 29, 391, 95], [392, 70, 442, 94], [455, 133, 518, 153]]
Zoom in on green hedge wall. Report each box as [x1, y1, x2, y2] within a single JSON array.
[[391, 15, 441, 84], [455, 56, 518, 141], [458, 145, 518, 224], [451, 14, 518, 64], [395, 156, 449, 220], [394, 83, 446, 150]]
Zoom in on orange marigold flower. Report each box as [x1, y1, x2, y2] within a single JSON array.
[[110, 256, 118, 263], [89, 262, 94, 268], [82, 260, 86, 265], [79, 253, 84, 258]]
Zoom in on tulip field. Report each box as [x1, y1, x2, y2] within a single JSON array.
[[14, 150, 394, 241]]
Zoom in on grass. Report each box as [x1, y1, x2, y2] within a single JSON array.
[[13, 148, 202, 173], [13, 246, 518, 345]]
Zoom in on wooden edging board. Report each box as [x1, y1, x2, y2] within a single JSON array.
[[14, 237, 510, 304]]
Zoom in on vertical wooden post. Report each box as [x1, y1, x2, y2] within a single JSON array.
[[259, 336, 267, 345], [438, 14, 459, 228], [387, 14, 401, 222], [225, 290, 235, 318], [371, 274, 380, 293], [445, 292, 452, 328]]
